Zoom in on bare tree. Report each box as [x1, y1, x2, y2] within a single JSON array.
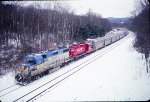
[[130, 0, 150, 73]]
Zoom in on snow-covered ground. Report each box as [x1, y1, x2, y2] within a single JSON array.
[[0, 31, 150, 101], [0, 72, 16, 91], [36, 32, 150, 101]]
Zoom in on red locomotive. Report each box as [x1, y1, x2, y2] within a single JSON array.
[[69, 43, 92, 58]]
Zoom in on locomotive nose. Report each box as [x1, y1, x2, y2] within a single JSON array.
[[15, 74, 22, 82]]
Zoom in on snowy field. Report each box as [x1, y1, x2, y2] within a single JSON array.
[[0, 32, 150, 101]]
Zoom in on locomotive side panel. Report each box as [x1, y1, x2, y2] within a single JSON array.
[[30, 50, 70, 77]]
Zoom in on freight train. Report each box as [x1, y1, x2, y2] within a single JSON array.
[[15, 29, 128, 85]]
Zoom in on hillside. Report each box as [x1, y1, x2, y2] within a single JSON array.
[[107, 17, 131, 24]]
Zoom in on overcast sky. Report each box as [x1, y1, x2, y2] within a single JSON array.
[[22, 0, 136, 18], [65, 0, 136, 18]]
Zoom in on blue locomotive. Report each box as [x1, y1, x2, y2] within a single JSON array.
[[15, 47, 70, 85]]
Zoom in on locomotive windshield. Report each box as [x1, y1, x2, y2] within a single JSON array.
[[26, 58, 36, 64], [41, 54, 47, 58], [27, 60, 35, 64]]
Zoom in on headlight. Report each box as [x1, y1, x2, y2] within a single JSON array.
[[20, 66, 24, 71]]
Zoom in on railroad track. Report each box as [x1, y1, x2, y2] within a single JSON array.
[[0, 84, 16, 93], [12, 36, 127, 102], [0, 84, 22, 98]]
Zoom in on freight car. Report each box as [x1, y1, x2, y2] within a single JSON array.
[[86, 33, 127, 51]]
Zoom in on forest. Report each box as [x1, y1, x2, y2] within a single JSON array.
[[129, 0, 150, 73], [0, 1, 112, 73]]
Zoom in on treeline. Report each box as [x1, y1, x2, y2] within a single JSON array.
[[130, 0, 150, 73], [0, 1, 111, 72]]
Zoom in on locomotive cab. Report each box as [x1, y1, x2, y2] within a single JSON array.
[[15, 63, 32, 84], [15, 54, 43, 84]]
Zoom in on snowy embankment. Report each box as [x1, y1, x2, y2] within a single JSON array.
[[0, 32, 150, 101], [36, 32, 150, 101]]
